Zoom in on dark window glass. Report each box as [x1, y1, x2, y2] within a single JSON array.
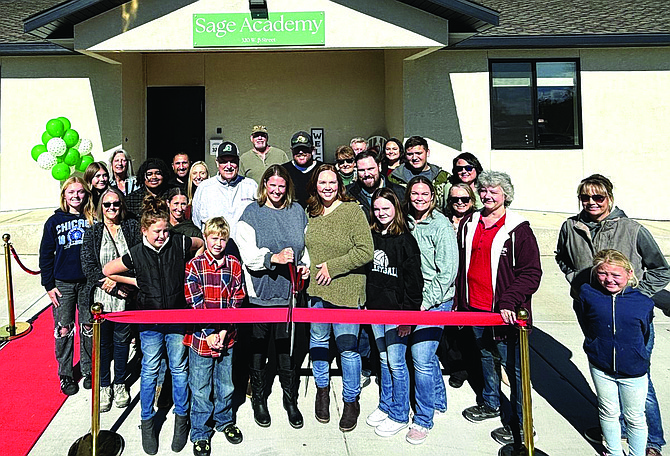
[[490, 60, 582, 149]]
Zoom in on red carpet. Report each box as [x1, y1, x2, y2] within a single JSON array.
[[0, 307, 73, 456]]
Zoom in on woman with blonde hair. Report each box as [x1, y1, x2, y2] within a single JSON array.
[[187, 161, 210, 202], [108, 149, 138, 195], [575, 249, 653, 456]]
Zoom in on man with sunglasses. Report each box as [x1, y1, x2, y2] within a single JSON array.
[[240, 125, 289, 185], [282, 131, 323, 208], [388, 136, 450, 214], [191, 141, 257, 242], [555, 173, 670, 456]]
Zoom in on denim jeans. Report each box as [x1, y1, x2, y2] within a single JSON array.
[[99, 320, 131, 387], [473, 326, 522, 428], [52, 280, 92, 378], [620, 322, 665, 451], [139, 324, 189, 420], [309, 297, 361, 403], [372, 324, 410, 424], [189, 346, 234, 442], [591, 364, 648, 456], [409, 299, 451, 429]]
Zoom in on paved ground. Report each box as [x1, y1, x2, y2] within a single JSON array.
[[0, 208, 668, 456]]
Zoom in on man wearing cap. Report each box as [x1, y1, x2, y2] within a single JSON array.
[[191, 141, 257, 241], [282, 131, 323, 208], [239, 125, 289, 184]]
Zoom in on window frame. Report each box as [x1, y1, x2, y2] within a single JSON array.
[[488, 58, 583, 150]]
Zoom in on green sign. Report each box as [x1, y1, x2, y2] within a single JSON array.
[[193, 12, 325, 47]]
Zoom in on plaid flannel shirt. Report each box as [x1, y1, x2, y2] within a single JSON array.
[[183, 250, 245, 357]]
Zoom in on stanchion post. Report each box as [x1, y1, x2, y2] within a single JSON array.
[[0, 233, 31, 341], [68, 303, 124, 456], [518, 309, 535, 455]]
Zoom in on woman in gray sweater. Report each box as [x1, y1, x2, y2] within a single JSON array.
[[237, 165, 310, 430], [304, 163, 374, 433]]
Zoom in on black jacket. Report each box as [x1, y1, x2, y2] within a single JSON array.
[[80, 218, 142, 310], [366, 230, 423, 311], [122, 233, 192, 310], [347, 178, 405, 222]]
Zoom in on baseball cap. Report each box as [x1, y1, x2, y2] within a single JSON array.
[[290, 131, 313, 151], [251, 125, 268, 137], [217, 141, 239, 160]]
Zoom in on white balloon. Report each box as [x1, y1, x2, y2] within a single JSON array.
[[78, 138, 93, 155], [37, 152, 57, 170], [47, 137, 67, 157]]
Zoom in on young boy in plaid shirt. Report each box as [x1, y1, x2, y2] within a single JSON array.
[[184, 217, 245, 456]]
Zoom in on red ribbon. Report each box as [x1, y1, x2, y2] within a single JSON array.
[[9, 245, 40, 275], [103, 307, 509, 326]]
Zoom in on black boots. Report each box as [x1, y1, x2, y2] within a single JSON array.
[[279, 366, 303, 429], [249, 368, 271, 427], [141, 418, 158, 455], [315, 386, 330, 423], [171, 413, 189, 452]]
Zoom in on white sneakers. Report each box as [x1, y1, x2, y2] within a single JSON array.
[[374, 417, 408, 437], [406, 423, 429, 445], [366, 407, 388, 427], [114, 383, 130, 408], [100, 386, 112, 412]]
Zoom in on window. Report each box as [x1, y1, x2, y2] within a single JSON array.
[[489, 59, 582, 149]]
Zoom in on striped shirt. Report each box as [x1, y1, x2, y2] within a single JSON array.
[[183, 250, 245, 357]]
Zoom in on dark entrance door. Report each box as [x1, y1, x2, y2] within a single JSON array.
[[147, 87, 205, 165]]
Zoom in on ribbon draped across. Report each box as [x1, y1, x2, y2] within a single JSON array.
[[103, 307, 509, 326]]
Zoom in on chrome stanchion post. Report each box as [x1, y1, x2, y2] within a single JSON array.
[[499, 309, 548, 456], [68, 303, 124, 456], [0, 233, 31, 340]]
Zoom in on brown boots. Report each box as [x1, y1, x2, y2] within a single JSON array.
[[315, 386, 330, 423], [339, 398, 360, 432]]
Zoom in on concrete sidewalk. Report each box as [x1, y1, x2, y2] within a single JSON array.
[[0, 208, 667, 455]]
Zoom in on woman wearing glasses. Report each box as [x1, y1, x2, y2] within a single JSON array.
[[447, 183, 477, 231], [555, 173, 670, 456], [450, 152, 483, 192], [335, 145, 357, 187], [81, 187, 142, 412]]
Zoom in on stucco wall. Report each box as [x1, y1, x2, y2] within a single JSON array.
[[403, 47, 670, 220], [144, 50, 386, 169], [0, 56, 122, 210]]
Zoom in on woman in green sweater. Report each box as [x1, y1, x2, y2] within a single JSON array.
[[305, 163, 374, 433]]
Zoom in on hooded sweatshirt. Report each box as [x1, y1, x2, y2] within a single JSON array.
[[39, 209, 91, 290]]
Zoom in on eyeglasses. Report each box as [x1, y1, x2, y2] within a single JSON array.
[[336, 158, 355, 165], [145, 171, 162, 178], [579, 194, 606, 203], [455, 165, 475, 173], [102, 201, 121, 208], [449, 196, 471, 204]]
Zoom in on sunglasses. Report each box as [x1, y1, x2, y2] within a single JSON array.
[[449, 196, 471, 204], [336, 158, 355, 165], [579, 194, 606, 203], [102, 201, 121, 208], [455, 165, 475, 173]]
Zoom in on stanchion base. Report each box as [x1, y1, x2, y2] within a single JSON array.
[[498, 444, 549, 456], [68, 430, 124, 456], [0, 321, 31, 340]]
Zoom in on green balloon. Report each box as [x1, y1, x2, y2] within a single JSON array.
[[42, 131, 53, 145], [31, 144, 47, 161], [57, 117, 71, 131], [46, 119, 65, 138], [63, 148, 80, 166], [51, 162, 70, 181], [77, 154, 94, 172], [62, 129, 79, 148]]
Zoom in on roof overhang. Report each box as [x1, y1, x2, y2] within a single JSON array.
[[452, 33, 670, 49]]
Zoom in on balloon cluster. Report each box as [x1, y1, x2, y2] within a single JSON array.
[[30, 117, 94, 181]]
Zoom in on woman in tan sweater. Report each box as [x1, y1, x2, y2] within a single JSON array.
[[305, 163, 374, 433]]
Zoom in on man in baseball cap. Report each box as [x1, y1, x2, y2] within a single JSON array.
[[282, 131, 323, 208], [192, 140, 257, 242], [239, 125, 289, 184]]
